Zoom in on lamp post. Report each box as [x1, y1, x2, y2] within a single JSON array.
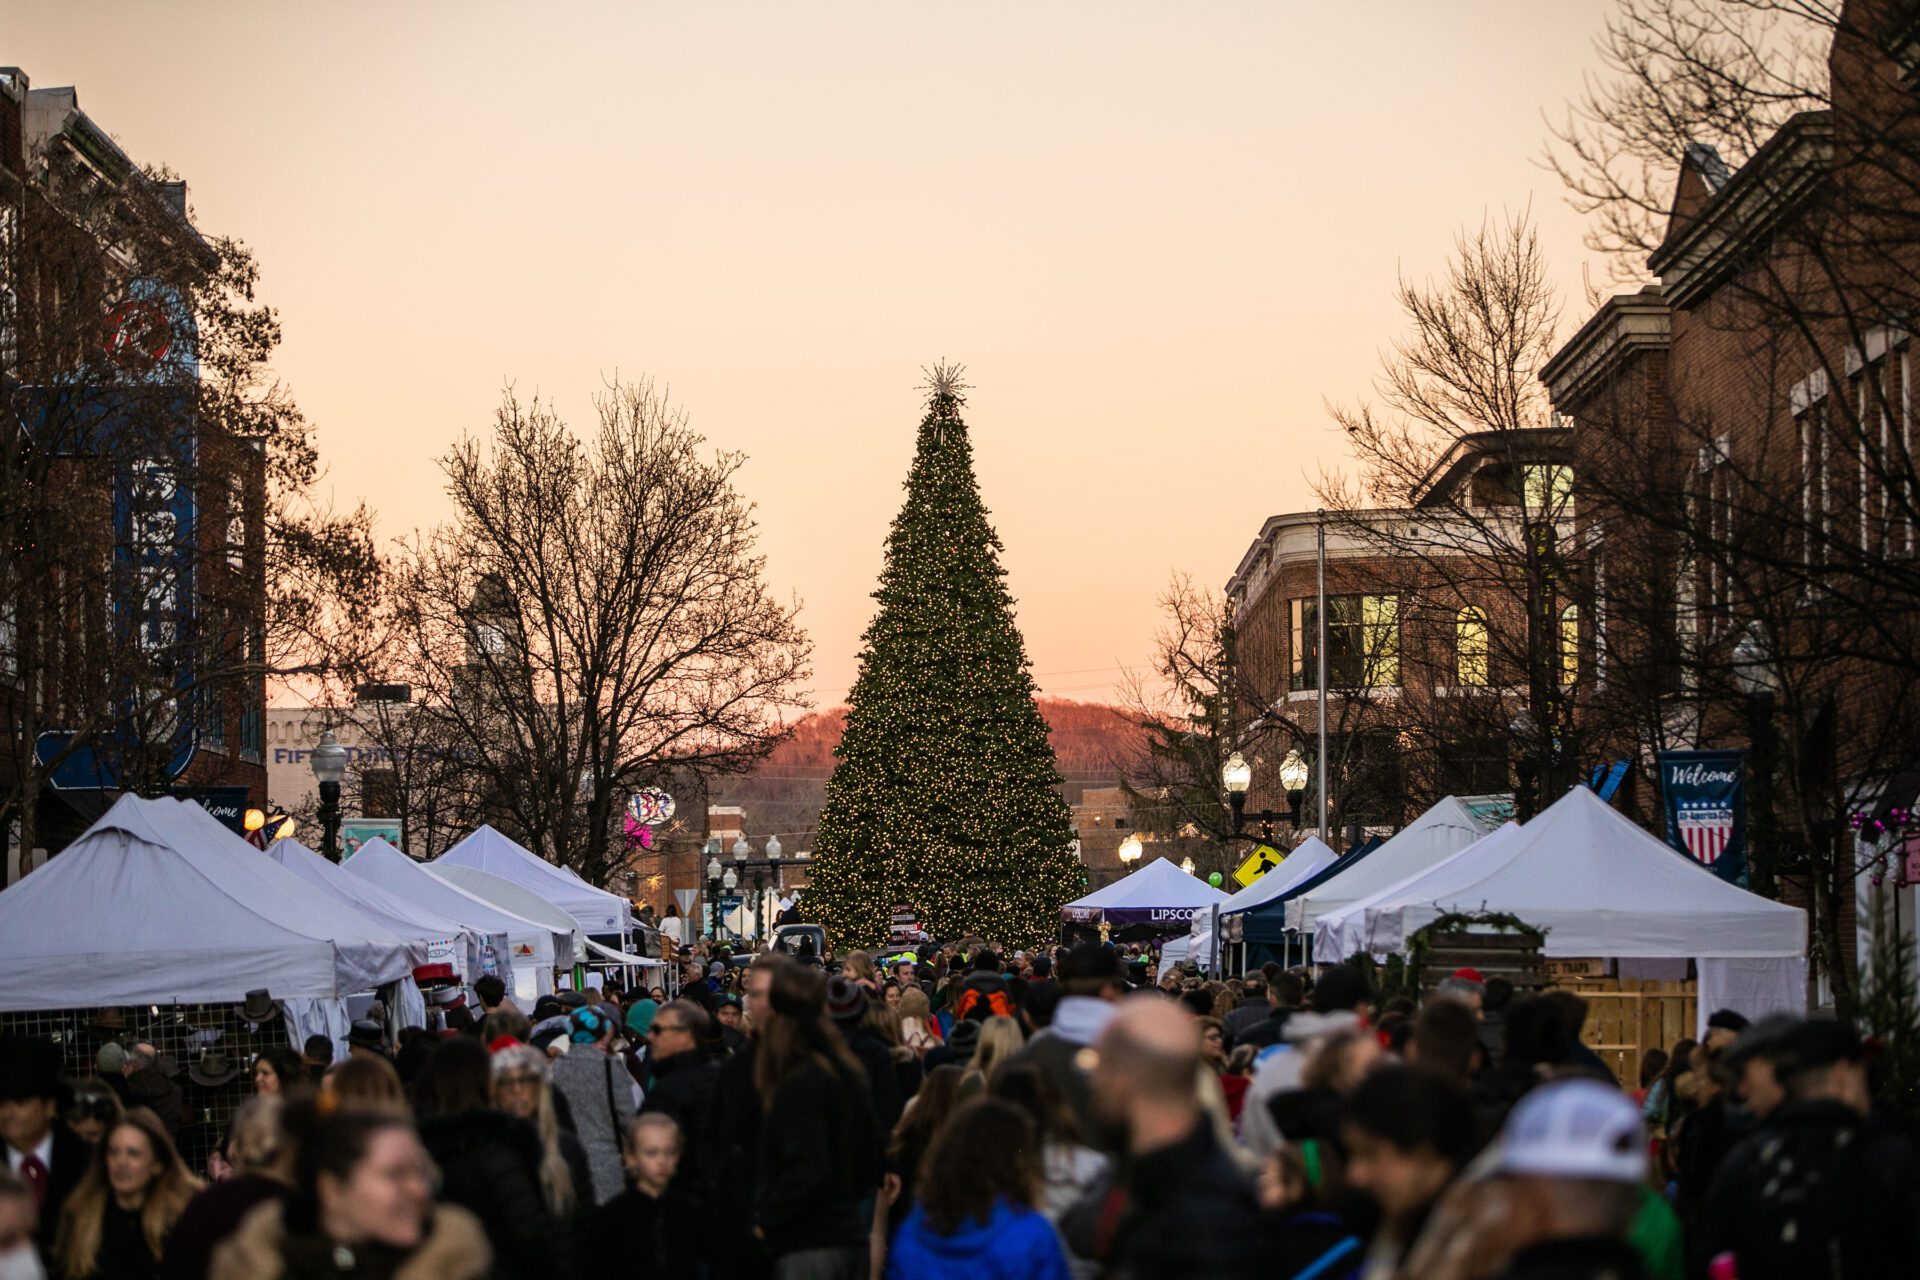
[[1732, 620, 1780, 896], [1118, 833, 1144, 872], [1221, 749, 1309, 847], [310, 730, 348, 862], [721, 866, 739, 939], [705, 855, 723, 939]]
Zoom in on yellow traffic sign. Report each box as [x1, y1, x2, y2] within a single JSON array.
[[1232, 843, 1286, 888]]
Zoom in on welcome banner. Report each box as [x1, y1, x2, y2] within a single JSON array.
[[1657, 749, 1747, 885]]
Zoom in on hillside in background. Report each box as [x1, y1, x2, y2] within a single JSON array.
[[709, 698, 1146, 849]]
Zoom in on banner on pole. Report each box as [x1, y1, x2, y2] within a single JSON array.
[[1657, 749, 1747, 885]]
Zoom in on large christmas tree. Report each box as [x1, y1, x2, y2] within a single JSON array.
[[806, 367, 1081, 947]]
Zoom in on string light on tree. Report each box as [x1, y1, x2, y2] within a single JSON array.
[[805, 365, 1081, 946]]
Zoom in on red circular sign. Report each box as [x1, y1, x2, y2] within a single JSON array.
[[102, 299, 174, 372]]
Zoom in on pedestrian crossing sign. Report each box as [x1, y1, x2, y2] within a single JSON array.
[[1232, 843, 1285, 889]]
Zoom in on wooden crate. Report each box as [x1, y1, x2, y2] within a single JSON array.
[[1549, 976, 1697, 1085]]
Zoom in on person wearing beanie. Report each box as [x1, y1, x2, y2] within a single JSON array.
[[548, 1006, 638, 1205], [1701, 1009, 1749, 1052], [827, 975, 904, 1130]]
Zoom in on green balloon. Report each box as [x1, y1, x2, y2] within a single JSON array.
[[1208, 871, 1224, 887]]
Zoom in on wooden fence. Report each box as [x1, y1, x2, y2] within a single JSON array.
[[1551, 977, 1697, 1086]]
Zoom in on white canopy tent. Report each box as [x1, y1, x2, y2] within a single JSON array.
[[429, 863, 583, 965], [433, 826, 632, 939], [265, 834, 492, 1027], [1284, 796, 1503, 935], [344, 838, 558, 1001], [1312, 822, 1527, 961], [1061, 857, 1229, 933], [0, 795, 423, 1011], [1359, 787, 1808, 1035], [1185, 837, 1339, 972]]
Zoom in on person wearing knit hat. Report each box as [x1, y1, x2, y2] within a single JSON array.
[[1702, 1009, 1749, 1052], [625, 999, 659, 1040]]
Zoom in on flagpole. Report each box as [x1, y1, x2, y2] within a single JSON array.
[[1316, 508, 1329, 843]]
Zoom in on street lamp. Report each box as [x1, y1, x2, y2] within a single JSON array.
[[1278, 750, 1311, 827], [705, 856, 723, 938], [1179, 856, 1196, 876], [1118, 833, 1144, 868], [1732, 620, 1780, 894], [1222, 752, 1253, 829], [310, 730, 349, 862]]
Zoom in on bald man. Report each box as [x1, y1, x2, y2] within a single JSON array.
[[1061, 996, 1263, 1279]]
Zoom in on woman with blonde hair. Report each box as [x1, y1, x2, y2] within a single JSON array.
[[957, 1015, 1024, 1101], [320, 1055, 408, 1116], [56, 1108, 202, 1279], [489, 1043, 586, 1220], [896, 987, 940, 1056], [162, 1099, 294, 1280], [842, 950, 880, 992]]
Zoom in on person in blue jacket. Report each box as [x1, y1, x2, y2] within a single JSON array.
[[884, 1097, 1070, 1280]]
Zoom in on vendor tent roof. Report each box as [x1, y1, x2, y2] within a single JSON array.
[[434, 826, 631, 934], [1282, 796, 1504, 933], [1312, 821, 1525, 960], [267, 837, 475, 952], [429, 864, 581, 963], [344, 838, 560, 974], [1367, 786, 1806, 959], [0, 796, 422, 1009], [1067, 859, 1228, 921]]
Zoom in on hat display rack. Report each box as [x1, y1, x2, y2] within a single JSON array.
[[0, 993, 295, 1169]]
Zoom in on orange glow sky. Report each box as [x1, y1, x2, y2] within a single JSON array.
[[14, 2, 1619, 707]]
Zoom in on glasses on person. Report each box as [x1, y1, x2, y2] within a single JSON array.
[[496, 1074, 541, 1089]]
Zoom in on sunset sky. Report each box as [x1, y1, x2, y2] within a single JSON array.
[[14, 1, 1620, 708]]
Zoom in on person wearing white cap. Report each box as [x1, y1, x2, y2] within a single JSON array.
[[1406, 1079, 1657, 1280]]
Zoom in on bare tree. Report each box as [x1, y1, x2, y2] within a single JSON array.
[[2, 127, 379, 878], [377, 381, 811, 886]]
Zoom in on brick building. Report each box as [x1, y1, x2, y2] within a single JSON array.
[[2, 69, 267, 874], [1225, 431, 1574, 834], [1539, 0, 1920, 998]]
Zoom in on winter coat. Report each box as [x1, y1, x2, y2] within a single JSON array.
[[1221, 998, 1272, 1046], [209, 1200, 490, 1280], [159, 1174, 288, 1280], [1237, 1010, 1361, 1157], [1003, 997, 1118, 1154], [125, 1068, 184, 1139], [416, 1109, 561, 1280], [1490, 1238, 1648, 1280], [580, 1184, 714, 1276], [1693, 1098, 1920, 1280], [839, 1027, 905, 1131], [82, 1201, 160, 1280], [1260, 1209, 1364, 1280], [884, 1198, 1070, 1280], [640, 1049, 721, 1188], [1059, 1120, 1263, 1280], [754, 1059, 882, 1258], [549, 1048, 638, 1206]]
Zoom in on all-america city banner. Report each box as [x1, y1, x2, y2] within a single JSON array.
[[1657, 749, 1747, 886]]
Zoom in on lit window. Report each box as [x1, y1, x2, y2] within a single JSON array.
[[1559, 604, 1579, 684], [1456, 607, 1490, 687], [1290, 594, 1401, 689], [1523, 464, 1574, 517]]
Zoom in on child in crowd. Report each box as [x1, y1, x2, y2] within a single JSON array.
[[580, 1113, 712, 1275]]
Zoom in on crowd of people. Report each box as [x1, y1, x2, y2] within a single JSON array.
[[2, 940, 1917, 1280]]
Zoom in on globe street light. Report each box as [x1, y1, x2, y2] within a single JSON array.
[[706, 856, 723, 938], [1179, 856, 1196, 876], [310, 729, 349, 862], [1732, 619, 1780, 894], [1118, 833, 1144, 868]]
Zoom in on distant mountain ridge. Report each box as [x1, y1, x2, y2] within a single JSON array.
[[709, 699, 1146, 846]]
